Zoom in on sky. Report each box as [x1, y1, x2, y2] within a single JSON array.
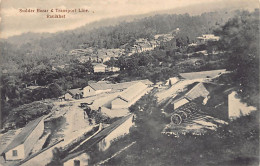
[[0, 0, 258, 39]]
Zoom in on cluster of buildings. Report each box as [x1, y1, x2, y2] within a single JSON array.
[[1, 67, 257, 165], [126, 31, 177, 55], [126, 38, 160, 55], [69, 48, 124, 64], [160, 69, 256, 136], [64, 79, 153, 102]]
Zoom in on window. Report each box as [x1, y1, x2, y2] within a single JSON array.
[[74, 160, 80, 166], [12, 150, 18, 156]]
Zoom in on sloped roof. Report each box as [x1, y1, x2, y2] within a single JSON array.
[[185, 82, 210, 100], [68, 88, 82, 96], [173, 82, 216, 104], [110, 82, 135, 91], [138, 79, 153, 85], [88, 82, 112, 91], [118, 82, 147, 102], [2, 116, 44, 154], [179, 69, 226, 80], [61, 114, 133, 163], [87, 79, 152, 92]]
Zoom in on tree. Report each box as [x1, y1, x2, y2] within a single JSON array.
[[217, 9, 259, 106]]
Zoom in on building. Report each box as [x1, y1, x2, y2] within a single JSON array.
[[106, 66, 120, 72], [83, 82, 112, 97], [98, 114, 134, 151], [111, 82, 148, 109], [171, 82, 210, 110], [65, 89, 83, 100], [93, 63, 107, 73], [25, 86, 43, 91], [62, 114, 134, 166], [197, 34, 220, 44], [179, 69, 226, 80], [228, 91, 256, 120], [2, 117, 45, 161]]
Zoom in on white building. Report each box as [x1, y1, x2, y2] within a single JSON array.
[[83, 82, 112, 97], [197, 34, 220, 44], [98, 114, 134, 151], [2, 117, 45, 161], [62, 114, 134, 166], [228, 91, 256, 120], [111, 82, 148, 109], [93, 63, 107, 73]]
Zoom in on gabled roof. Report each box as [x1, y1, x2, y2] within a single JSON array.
[[86, 79, 152, 92], [88, 82, 112, 91], [118, 82, 147, 102], [2, 116, 44, 154], [179, 69, 226, 80], [61, 114, 133, 163], [173, 82, 216, 104], [68, 88, 82, 96], [185, 82, 210, 100]]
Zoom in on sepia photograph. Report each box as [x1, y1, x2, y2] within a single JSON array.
[[0, 0, 259, 165]]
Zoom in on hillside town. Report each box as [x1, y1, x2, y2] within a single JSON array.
[[0, 4, 259, 166]]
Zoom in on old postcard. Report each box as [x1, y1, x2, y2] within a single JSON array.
[[0, 0, 259, 165]]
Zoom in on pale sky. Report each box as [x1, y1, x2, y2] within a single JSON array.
[[0, 0, 258, 38]]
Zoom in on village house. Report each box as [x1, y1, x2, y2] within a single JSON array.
[[1, 117, 45, 161], [111, 82, 148, 109], [93, 63, 107, 73], [64, 89, 83, 100], [196, 34, 220, 44]]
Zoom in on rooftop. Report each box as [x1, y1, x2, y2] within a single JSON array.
[[2, 116, 44, 154], [179, 69, 226, 80], [68, 88, 82, 95], [118, 82, 147, 102]]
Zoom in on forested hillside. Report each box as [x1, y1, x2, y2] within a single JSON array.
[[0, 10, 236, 74]]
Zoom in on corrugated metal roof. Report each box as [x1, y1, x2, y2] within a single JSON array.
[[2, 116, 44, 154]]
